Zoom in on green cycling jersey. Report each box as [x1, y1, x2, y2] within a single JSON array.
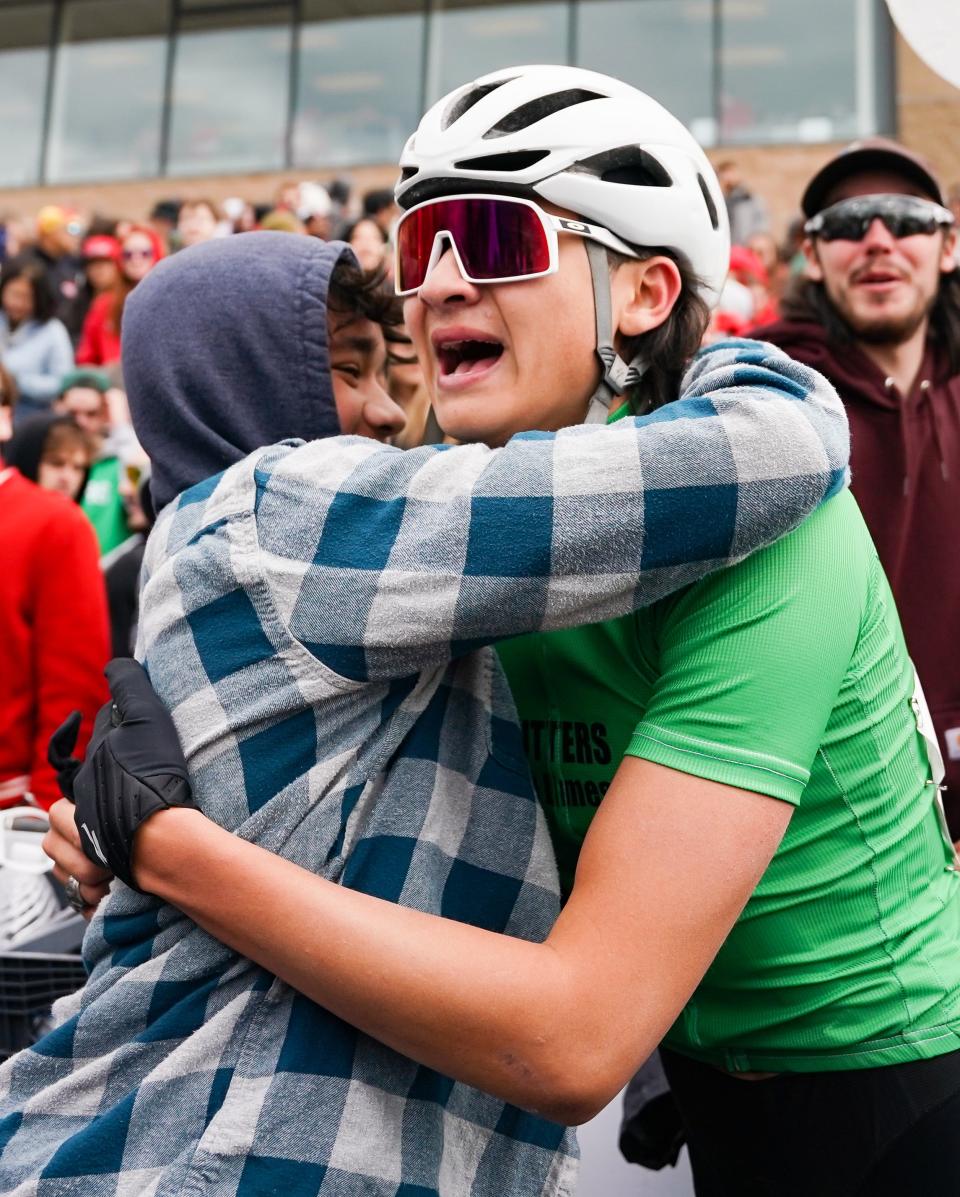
[[497, 485, 960, 1073]]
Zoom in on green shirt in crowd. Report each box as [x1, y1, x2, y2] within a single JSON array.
[[498, 487, 960, 1074], [81, 456, 129, 556]]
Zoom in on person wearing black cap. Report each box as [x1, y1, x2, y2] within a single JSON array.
[[754, 138, 960, 835]]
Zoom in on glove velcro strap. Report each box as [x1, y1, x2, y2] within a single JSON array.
[[79, 744, 189, 892]]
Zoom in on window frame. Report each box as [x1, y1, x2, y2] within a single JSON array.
[[0, 0, 897, 189]]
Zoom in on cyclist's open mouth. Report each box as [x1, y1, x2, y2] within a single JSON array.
[[433, 330, 505, 388]]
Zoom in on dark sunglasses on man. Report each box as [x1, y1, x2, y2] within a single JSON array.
[[805, 193, 955, 243]]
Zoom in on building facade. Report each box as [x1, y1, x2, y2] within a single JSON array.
[[0, 0, 957, 232]]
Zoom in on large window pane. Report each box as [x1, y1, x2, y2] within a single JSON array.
[[46, 0, 168, 184], [719, 0, 863, 143], [427, 1, 568, 105], [0, 4, 52, 187], [168, 8, 292, 175], [577, 1, 714, 143], [294, 1, 424, 169]]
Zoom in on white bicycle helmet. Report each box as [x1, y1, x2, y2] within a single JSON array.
[[397, 65, 730, 415]]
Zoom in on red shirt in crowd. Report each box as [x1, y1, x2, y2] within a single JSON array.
[[76, 291, 122, 367], [0, 467, 109, 808]]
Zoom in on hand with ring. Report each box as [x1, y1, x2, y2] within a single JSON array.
[[64, 873, 93, 914], [43, 799, 113, 919]]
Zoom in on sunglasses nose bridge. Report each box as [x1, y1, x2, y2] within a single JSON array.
[[861, 215, 898, 249], [421, 228, 473, 293]]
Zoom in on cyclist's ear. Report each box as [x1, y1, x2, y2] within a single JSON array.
[[613, 256, 682, 339]]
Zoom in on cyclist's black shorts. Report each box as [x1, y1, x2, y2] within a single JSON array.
[[660, 1043, 960, 1196]]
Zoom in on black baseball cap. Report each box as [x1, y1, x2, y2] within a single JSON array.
[[801, 138, 944, 217]]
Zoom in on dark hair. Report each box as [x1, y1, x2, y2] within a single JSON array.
[[150, 199, 182, 225], [0, 258, 57, 323], [362, 188, 396, 218], [328, 177, 352, 208], [781, 266, 960, 376], [343, 217, 389, 246], [328, 259, 402, 330], [86, 214, 120, 238], [609, 248, 712, 413]]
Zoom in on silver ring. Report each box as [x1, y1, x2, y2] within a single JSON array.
[[64, 874, 88, 913]]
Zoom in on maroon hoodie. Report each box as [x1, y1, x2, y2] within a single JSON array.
[[754, 318, 960, 830]]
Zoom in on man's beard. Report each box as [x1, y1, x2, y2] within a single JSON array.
[[837, 289, 936, 347]]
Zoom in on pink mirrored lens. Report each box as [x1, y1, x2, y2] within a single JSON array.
[[397, 198, 551, 291]]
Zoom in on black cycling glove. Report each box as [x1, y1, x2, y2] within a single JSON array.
[[47, 659, 196, 890]]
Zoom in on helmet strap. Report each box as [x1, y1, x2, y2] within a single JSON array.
[[583, 239, 647, 424]]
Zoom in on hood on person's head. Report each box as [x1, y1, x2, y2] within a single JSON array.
[[122, 231, 357, 512], [2, 412, 79, 481]]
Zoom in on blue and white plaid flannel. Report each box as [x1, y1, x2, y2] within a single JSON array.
[[0, 340, 848, 1196]]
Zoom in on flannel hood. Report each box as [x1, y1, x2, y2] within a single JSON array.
[[122, 232, 355, 512]]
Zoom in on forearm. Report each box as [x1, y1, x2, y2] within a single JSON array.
[[136, 809, 589, 1122], [105, 758, 785, 1123]]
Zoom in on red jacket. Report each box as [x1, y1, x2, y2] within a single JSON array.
[[754, 318, 960, 830], [76, 291, 121, 367], [0, 468, 109, 808]]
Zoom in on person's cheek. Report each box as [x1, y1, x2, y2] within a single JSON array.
[[331, 376, 362, 435]]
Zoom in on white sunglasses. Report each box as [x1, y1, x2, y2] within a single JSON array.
[[394, 193, 639, 296]]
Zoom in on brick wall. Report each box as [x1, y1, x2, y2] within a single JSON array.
[[0, 163, 399, 229], [895, 35, 960, 190]]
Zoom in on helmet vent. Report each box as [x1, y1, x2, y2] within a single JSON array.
[[482, 89, 603, 139], [697, 173, 720, 230], [399, 166, 418, 183], [454, 150, 549, 173], [578, 147, 672, 188], [442, 79, 513, 130]]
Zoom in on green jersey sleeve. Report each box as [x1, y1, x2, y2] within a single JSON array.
[[626, 490, 866, 804]]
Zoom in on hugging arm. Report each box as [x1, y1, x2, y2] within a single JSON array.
[[46, 757, 787, 1122], [261, 338, 847, 680], [125, 761, 792, 1124]]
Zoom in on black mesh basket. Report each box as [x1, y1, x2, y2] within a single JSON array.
[[0, 920, 87, 1061]]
